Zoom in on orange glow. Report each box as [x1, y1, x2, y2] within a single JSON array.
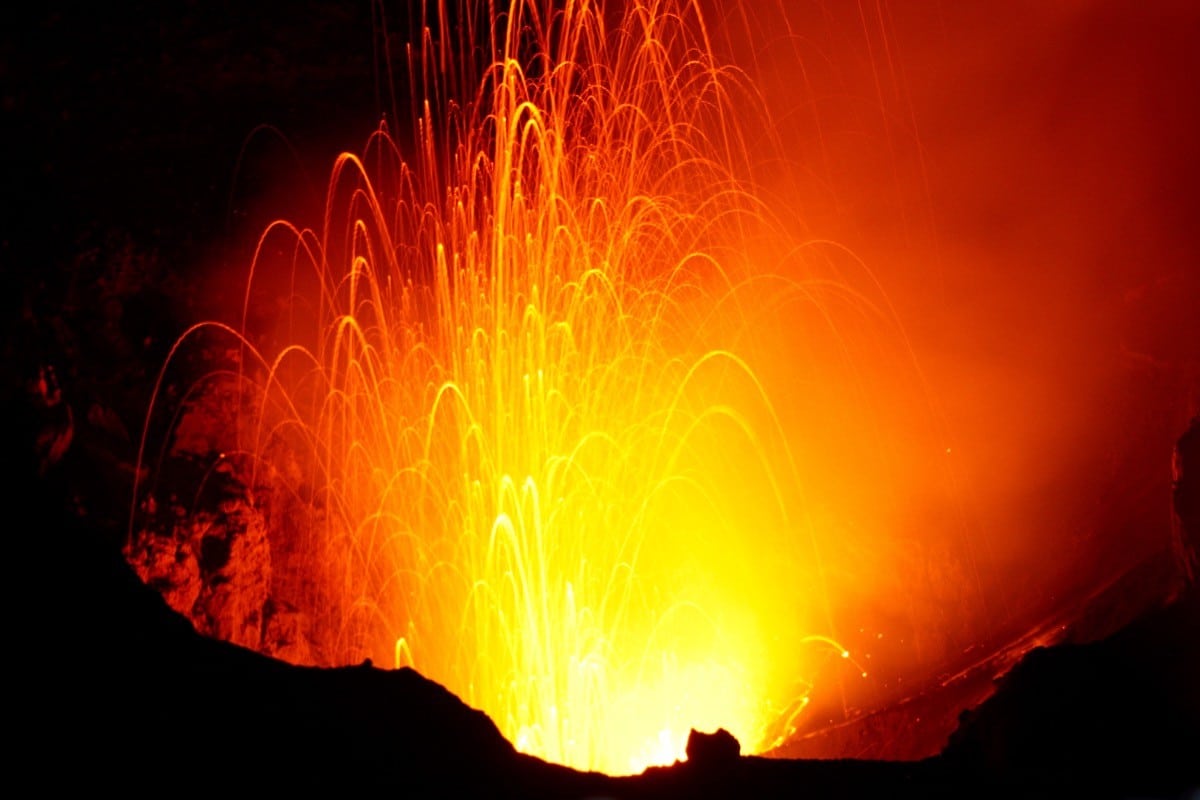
[[138, 0, 914, 772], [131, 0, 1200, 776]]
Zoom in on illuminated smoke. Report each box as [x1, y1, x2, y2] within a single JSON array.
[[128, 0, 1200, 774]]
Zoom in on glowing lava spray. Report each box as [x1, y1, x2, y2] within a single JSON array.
[[140, 0, 931, 774]]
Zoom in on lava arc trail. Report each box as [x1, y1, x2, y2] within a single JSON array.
[[134, 0, 962, 774]]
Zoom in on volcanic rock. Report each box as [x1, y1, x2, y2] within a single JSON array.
[[685, 727, 741, 769], [939, 419, 1200, 798], [942, 590, 1200, 797], [127, 466, 272, 651]]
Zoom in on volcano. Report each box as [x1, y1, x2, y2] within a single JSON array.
[[7, 1, 1199, 796]]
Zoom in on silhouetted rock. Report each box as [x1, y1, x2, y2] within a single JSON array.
[[940, 421, 1200, 798], [16, 386, 1200, 799], [686, 727, 741, 769], [942, 591, 1199, 797], [27, 463, 603, 796]]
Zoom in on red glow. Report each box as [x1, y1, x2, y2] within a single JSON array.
[[126, 0, 1198, 774]]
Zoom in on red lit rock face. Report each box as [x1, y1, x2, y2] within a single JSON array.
[[128, 468, 271, 652]]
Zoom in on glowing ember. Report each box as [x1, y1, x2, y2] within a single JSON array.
[[136, 0, 952, 774]]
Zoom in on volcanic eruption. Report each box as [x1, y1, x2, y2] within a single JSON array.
[[12, 0, 1198, 789], [126, 0, 936, 772]]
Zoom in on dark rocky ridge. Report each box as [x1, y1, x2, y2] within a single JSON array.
[[14, 417, 1198, 797]]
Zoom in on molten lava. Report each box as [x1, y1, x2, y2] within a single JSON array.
[[136, 0, 979, 774]]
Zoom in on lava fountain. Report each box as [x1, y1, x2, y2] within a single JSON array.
[[133, 0, 962, 774]]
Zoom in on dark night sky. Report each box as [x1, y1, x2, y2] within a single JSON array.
[[5, 2, 383, 285]]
